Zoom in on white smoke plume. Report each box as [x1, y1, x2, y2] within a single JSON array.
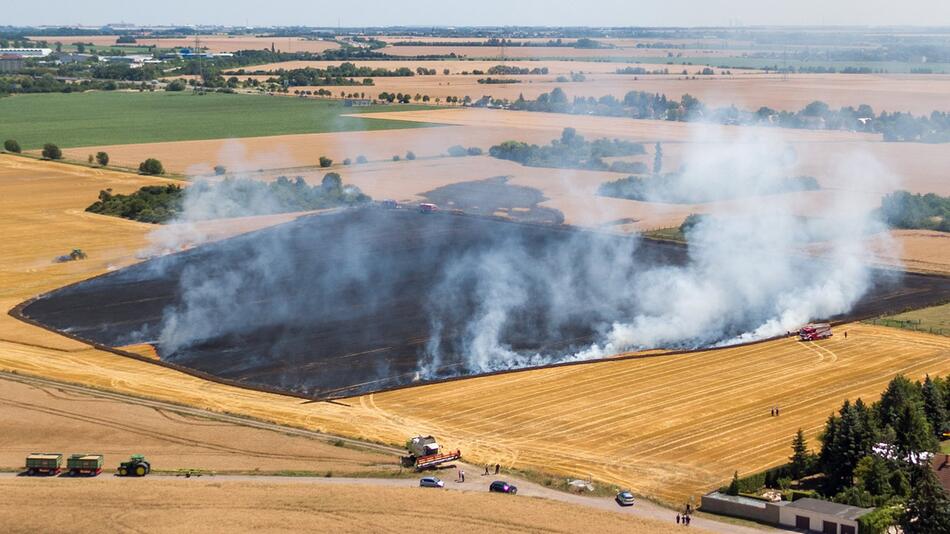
[[424, 125, 898, 374]]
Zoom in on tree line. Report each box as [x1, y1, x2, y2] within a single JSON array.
[[727, 374, 949, 534], [878, 190, 950, 232], [489, 128, 645, 171], [500, 88, 950, 143], [85, 174, 371, 224]]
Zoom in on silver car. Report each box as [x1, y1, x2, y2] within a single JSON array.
[[419, 476, 444, 488], [615, 490, 636, 506]]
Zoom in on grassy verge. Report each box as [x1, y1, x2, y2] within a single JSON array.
[[864, 301, 950, 337], [505, 467, 625, 499], [1, 150, 187, 181], [0, 92, 437, 149], [642, 226, 686, 244]]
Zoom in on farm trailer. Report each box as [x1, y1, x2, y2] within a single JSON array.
[[25, 453, 63, 476], [66, 454, 104, 476]]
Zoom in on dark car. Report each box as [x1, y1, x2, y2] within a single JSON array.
[[489, 480, 517, 494], [615, 490, 636, 506]]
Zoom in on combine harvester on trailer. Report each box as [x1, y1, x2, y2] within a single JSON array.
[[799, 323, 833, 341], [402, 435, 461, 471], [25, 453, 63, 476]]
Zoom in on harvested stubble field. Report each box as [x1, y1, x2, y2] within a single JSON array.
[[380, 44, 740, 59], [234, 59, 722, 75], [3, 146, 950, 507], [0, 478, 690, 534], [354, 72, 950, 115], [2, 317, 948, 506], [0, 375, 396, 475], [29, 34, 341, 53], [65, 106, 878, 175]]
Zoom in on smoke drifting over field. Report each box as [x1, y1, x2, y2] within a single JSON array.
[[136, 125, 900, 385]]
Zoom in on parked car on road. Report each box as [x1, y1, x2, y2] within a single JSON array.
[[489, 480, 518, 494], [419, 476, 444, 488], [615, 490, 636, 506]]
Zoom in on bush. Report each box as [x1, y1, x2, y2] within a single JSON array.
[[95, 152, 109, 166], [858, 506, 903, 534], [342, 158, 352, 165], [406, 151, 416, 160], [138, 158, 164, 175], [3, 139, 21, 153], [318, 156, 333, 168], [726, 472, 740, 496], [447, 145, 468, 157], [392, 155, 400, 161], [42, 143, 62, 160], [356, 155, 368, 164], [213, 165, 226, 175], [466, 146, 483, 156], [165, 79, 186, 92]]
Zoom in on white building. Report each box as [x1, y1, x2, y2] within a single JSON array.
[[777, 498, 871, 534], [0, 48, 53, 58]]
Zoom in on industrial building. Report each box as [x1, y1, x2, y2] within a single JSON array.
[[0, 55, 26, 73], [0, 48, 53, 58]]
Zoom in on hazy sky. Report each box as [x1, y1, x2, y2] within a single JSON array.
[[7, 0, 950, 27]]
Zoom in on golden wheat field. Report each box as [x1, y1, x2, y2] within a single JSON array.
[[0, 478, 699, 534], [31, 35, 340, 53], [0, 375, 397, 475], [336, 73, 950, 115], [1, 154, 949, 508]]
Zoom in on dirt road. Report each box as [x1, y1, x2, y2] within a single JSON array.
[[0, 372, 779, 533], [0, 471, 784, 533]]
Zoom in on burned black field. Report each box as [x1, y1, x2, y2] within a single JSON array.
[[19, 209, 950, 399]]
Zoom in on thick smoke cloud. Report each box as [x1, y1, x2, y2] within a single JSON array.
[[419, 126, 897, 373], [146, 125, 898, 386]]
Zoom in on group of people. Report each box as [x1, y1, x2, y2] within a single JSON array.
[[482, 463, 501, 476], [676, 504, 693, 526], [770, 406, 781, 417]]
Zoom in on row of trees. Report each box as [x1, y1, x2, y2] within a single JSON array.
[[500, 87, 950, 142], [3, 139, 160, 175], [85, 173, 370, 224], [489, 127, 645, 171], [730, 374, 949, 533], [879, 190, 950, 232]]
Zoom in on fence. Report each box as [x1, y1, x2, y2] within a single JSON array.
[[865, 317, 950, 337]]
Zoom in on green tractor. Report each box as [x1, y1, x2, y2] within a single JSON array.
[[117, 454, 151, 477]]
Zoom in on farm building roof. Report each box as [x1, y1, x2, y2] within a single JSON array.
[[784, 498, 872, 521]]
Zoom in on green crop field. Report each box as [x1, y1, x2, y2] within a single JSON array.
[[0, 92, 437, 149], [866, 301, 950, 337]]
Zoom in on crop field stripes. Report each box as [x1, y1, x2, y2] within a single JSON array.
[[367, 324, 950, 503]]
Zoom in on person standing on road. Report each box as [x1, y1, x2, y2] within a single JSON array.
[[495, 463, 500, 474], [460, 469, 465, 483], [676, 514, 680, 525]]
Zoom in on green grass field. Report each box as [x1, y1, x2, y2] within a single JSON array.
[[866, 301, 950, 337], [0, 92, 437, 149]]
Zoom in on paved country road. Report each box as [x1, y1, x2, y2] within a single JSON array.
[[0, 372, 790, 533]]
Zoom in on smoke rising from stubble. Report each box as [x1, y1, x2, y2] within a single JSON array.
[[147, 124, 898, 386]]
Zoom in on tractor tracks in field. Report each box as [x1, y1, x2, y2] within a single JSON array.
[[0, 371, 403, 460]]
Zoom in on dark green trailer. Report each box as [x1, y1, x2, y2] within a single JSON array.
[[67, 454, 104, 476], [25, 453, 63, 476]]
